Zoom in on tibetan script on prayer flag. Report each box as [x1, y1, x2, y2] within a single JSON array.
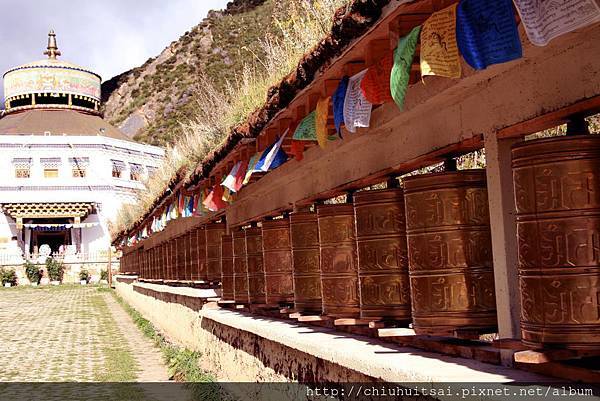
[[514, 0, 600, 46], [456, 0, 522, 70], [343, 70, 373, 133], [391, 26, 421, 111], [420, 4, 462, 78], [293, 111, 317, 141], [315, 97, 330, 148], [360, 52, 394, 104]]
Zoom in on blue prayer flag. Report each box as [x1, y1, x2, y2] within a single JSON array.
[[332, 76, 349, 136], [456, 0, 522, 70]]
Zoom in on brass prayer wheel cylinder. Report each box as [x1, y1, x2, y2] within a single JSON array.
[[404, 170, 497, 335], [290, 211, 322, 314], [233, 229, 249, 304], [513, 135, 600, 350], [221, 234, 235, 301], [317, 204, 360, 318], [262, 219, 294, 305], [354, 188, 411, 321], [246, 227, 267, 304], [189, 228, 199, 281], [196, 226, 207, 282], [206, 223, 226, 283]]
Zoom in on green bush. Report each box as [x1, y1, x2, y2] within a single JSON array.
[[100, 269, 109, 281], [79, 269, 90, 283], [24, 261, 41, 284], [46, 258, 65, 282], [1, 268, 17, 286]]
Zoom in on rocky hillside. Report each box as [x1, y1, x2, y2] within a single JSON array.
[[102, 0, 280, 145]]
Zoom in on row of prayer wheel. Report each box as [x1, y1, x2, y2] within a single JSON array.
[[218, 169, 497, 336], [123, 132, 600, 349]]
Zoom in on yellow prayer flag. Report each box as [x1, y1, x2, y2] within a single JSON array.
[[420, 4, 462, 79], [315, 97, 330, 149]]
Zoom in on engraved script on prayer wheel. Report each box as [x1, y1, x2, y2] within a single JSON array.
[[512, 135, 600, 349], [221, 234, 234, 301], [403, 170, 497, 335], [317, 204, 360, 318], [290, 212, 322, 314], [354, 188, 411, 321], [233, 229, 249, 304], [262, 219, 294, 305], [246, 227, 267, 304], [177, 235, 186, 280], [206, 223, 226, 283], [189, 228, 199, 281]]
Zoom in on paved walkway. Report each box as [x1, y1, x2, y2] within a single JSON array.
[[0, 285, 169, 382]]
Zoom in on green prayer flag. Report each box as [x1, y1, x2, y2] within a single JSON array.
[[390, 26, 421, 111], [293, 111, 317, 141]]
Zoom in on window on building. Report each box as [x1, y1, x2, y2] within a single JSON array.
[[72, 168, 86, 178], [12, 158, 32, 179], [15, 167, 30, 178], [44, 169, 59, 178], [129, 163, 143, 181], [111, 160, 125, 178]]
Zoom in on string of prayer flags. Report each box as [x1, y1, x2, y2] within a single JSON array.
[[183, 196, 194, 217], [390, 25, 421, 111], [222, 161, 241, 193], [343, 70, 373, 133], [513, 0, 600, 46], [332, 76, 349, 136], [315, 97, 330, 148], [177, 192, 185, 216], [192, 193, 201, 216], [456, 0, 522, 70], [360, 52, 394, 104], [420, 4, 462, 79], [293, 111, 317, 141], [222, 187, 233, 203], [203, 184, 227, 212], [243, 153, 261, 185]]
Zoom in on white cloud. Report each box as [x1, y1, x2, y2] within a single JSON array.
[[0, 0, 229, 104]]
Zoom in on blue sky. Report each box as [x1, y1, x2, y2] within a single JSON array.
[[0, 0, 229, 104]]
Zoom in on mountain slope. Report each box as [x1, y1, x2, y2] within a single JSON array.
[[102, 0, 279, 145]]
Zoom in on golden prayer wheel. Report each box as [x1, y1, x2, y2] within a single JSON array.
[[188, 228, 199, 281], [246, 227, 267, 304], [513, 135, 600, 349], [206, 223, 226, 283], [233, 229, 249, 304], [403, 170, 497, 335], [354, 188, 411, 321], [290, 211, 322, 314], [196, 226, 207, 282], [178, 234, 187, 280], [168, 239, 175, 280], [221, 234, 235, 301], [262, 219, 294, 306], [317, 204, 360, 318]]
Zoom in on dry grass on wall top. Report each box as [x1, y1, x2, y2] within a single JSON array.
[[110, 0, 350, 237]]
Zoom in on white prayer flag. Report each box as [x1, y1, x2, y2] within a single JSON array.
[[259, 129, 289, 172], [221, 161, 241, 192], [514, 0, 600, 46], [343, 69, 373, 133]]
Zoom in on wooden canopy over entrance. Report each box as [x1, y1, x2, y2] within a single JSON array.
[[1, 202, 94, 219]]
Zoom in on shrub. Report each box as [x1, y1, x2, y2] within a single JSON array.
[[100, 269, 109, 281], [1, 268, 17, 286], [79, 269, 90, 283], [46, 258, 65, 282], [24, 261, 41, 284]]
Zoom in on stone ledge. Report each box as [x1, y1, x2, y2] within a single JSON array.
[[132, 282, 219, 312]]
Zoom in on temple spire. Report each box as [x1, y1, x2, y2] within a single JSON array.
[[43, 30, 61, 59]]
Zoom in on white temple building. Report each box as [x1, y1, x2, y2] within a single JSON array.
[[0, 31, 164, 273]]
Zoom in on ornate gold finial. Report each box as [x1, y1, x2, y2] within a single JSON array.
[[43, 30, 61, 59]]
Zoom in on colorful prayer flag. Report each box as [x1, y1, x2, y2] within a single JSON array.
[[390, 26, 421, 111], [332, 76, 349, 136], [289, 140, 306, 161], [360, 52, 394, 104], [203, 185, 227, 212], [243, 153, 261, 185], [222, 187, 233, 203], [293, 112, 317, 141], [456, 0, 522, 70], [420, 4, 461, 78], [221, 161, 241, 192], [514, 0, 600, 46], [343, 70, 373, 133], [256, 131, 288, 172], [315, 97, 330, 148], [233, 159, 249, 192]]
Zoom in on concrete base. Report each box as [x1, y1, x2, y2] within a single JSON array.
[[114, 280, 554, 389]]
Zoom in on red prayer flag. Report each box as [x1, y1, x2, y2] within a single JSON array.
[[203, 185, 228, 211], [360, 52, 394, 105], [233, 159, 249, 192], [288, 140, 305, 161]]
